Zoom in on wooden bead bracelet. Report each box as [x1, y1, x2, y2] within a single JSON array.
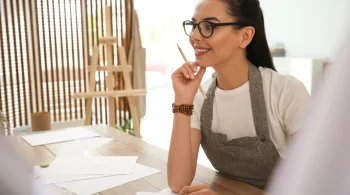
[[172, 103, 194, 116]]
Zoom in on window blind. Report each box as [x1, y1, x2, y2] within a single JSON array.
[[0, 0, 133, 130]]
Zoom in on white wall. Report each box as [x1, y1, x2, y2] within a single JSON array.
[[261, 0, 350, 59], [135, 0, 350, 61]]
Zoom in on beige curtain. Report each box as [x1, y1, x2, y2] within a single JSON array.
[[128, 9, 146, 118]]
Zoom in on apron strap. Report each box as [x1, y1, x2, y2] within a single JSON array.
[[200, 74, 217, 140], [248, 63, 270, 138]]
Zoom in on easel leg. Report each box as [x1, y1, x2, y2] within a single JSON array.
[[127, 96, 140, 138], [84, 98, 93, 125], [85, 47, 99, 126], [108, 97, 116, 127]]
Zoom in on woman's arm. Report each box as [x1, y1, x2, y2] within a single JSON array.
[[168, 61, 206, 192], [177, 184, 218, 195], [167, 109, 202, 192]]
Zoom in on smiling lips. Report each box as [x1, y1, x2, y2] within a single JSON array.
[[195, 48, 211, 56]]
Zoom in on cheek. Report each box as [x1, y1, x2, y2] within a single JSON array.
[[189, 37, 194, 47], [208, 34, 240, 61]]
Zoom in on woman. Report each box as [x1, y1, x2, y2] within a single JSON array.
[[167, 0, 310, 194]]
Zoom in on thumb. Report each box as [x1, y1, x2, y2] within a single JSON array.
[[194, 67, 206, 83]]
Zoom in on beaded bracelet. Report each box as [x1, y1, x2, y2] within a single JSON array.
[[172, 103, 194, 116]]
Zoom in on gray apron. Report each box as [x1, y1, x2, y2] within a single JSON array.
[[200, 63, 280, 189]]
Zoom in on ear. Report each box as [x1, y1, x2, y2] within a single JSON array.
[[239, 26, 255, 49]]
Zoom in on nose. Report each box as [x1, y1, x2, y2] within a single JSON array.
[[190, 25, 203, 42]]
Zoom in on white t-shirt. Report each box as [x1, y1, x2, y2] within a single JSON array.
[[191, 67, 310, 158]]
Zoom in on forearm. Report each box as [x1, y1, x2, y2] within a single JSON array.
[[168, 61, 206, 192], [168, 103, 195, 191]]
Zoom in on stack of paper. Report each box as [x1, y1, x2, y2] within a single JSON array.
[[35, 137, 133, 185], [35, 156, 138, 184], [39, 156, 137, 174], [33, 137, 161, 195], [22, 127, 100, 146], [55, 163, 161, 194], [56, 137, 114, 157]]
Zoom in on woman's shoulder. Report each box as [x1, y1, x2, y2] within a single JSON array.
[[259, 66, 309, 94], [194, 67, 310, 105]]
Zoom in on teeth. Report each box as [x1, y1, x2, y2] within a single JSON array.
[[195, 49, 210, 53]]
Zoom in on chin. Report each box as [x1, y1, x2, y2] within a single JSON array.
[[195, 58, 214, 67]]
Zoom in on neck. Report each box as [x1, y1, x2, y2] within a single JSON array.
[[214, 54, 250, 90]]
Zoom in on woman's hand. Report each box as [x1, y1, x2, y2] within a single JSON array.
[[177, 184, 218, 195], [171, 61, 206, 104]]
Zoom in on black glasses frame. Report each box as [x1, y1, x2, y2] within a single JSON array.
[[182, 20, 245, 38]]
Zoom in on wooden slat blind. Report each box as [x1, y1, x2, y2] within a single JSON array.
[[0, 0, 32, 129], [0, 0, 133, 130], [33, 0, 86, 121]]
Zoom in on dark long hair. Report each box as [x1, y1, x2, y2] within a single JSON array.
[[221, 0, 276, 71]]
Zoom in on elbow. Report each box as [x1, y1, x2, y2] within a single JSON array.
[[168, 179, 188, 193], [167, 173, 193, 193], [167, 160, 195, 193]]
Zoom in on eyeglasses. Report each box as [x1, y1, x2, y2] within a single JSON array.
[[183, 20, 244, 38]]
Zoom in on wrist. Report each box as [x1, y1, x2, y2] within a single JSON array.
[[174, 96, 194, 105]]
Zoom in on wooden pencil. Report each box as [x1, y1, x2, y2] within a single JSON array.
[[177, 44, 207, 99]]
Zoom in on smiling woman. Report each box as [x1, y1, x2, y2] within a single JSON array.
[[167, 0, 310, 193]]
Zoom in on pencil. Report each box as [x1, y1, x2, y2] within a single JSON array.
[[177, 44, 207, 99]]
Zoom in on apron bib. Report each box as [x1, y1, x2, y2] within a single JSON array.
[[200, 63, 280, 189]]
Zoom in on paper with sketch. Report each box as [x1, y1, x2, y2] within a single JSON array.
[[39, 156, 138, 175], [56, 137, 113, 157], [56, 163, 161, 195], [136, 188, 176, 195], [22, 127, 100, 146]]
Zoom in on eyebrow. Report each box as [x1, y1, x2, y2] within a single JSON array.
[[191, 17, 221, 22]]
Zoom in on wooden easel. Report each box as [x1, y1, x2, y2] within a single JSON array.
[[73, 6, 146, 138]]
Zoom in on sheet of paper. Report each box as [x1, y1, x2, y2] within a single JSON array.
[[136, 188, 176, 195], [56, 163, 161, 195], [34, 166, 110, 184], [39, 156, 138, 175], [35, 156, 138, 184], [22, 127, 100, 146], [56, 137, 113, 157]]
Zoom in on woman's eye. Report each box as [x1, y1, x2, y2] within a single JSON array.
[[204, 24, 213, 30]]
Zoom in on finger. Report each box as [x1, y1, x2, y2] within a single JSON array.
[[181, 66, 192, 79], [194, 67, 206, 83], [173, 66, 190, 79], [189, 62, 199, 73], [178, 184, 210, 194], [183, 63, 195, 79]]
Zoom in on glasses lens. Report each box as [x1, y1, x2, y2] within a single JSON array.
[[183, 21, 194, 36], [198, 21, 213, 38]]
